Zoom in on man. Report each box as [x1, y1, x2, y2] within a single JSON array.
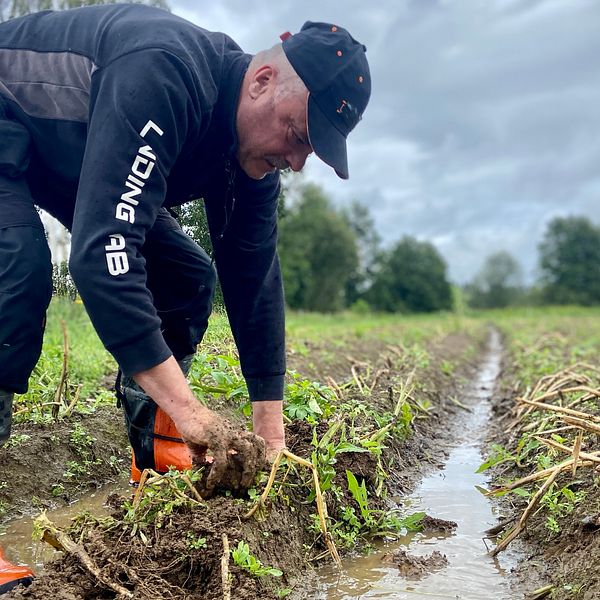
[[0, 3, 370, 509]]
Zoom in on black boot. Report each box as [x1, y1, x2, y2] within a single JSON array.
[[0, 390, 13, 448]]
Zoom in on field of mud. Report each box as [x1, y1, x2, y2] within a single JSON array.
[[1, 311, 599, 600], [1, 327, 494, 600]]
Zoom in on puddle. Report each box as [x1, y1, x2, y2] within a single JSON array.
[[311, 330, 522, 599], [0, 480, 130, 570]]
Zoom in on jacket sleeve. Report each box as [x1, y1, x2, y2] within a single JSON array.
[[69, 49, 202, 375], [205, 170, 286, 401]]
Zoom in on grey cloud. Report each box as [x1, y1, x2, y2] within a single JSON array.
[[171, 0, 600, 284]]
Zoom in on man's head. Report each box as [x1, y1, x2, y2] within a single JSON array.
[[236, 22, 370, 181]]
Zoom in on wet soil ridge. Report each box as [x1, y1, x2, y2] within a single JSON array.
[[304, 330, 519, 600], [5, 329, 489, 600], [0, 408, 130, 523], [486, 328, 600, 599], [329, 328, 517, 599]]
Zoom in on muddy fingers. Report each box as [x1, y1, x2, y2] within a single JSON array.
[[233, 432, 266, 489], [205, 446, 228, 495]]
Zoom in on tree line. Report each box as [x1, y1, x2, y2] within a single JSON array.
[[467, 216, 600, 309], [276, 184, 452, 313], [273, 183, 600, 313], [169, 182, 452, 314], [55, 182, 599, 313]]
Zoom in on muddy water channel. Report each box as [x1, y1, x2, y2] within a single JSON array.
[[0, 481, 129, 570], [309, 331, 522, 600]]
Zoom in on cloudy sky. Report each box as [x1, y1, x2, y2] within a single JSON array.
[[169, 0, 599, 283]]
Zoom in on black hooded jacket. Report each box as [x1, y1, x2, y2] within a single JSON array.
[[0, 4, 285, 400]]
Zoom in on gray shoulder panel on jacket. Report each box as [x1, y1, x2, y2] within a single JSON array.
[[0, 48, 96, 122]]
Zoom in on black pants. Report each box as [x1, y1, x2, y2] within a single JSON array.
[[0, 187, 217, 394], [0, 174, 53, 394]]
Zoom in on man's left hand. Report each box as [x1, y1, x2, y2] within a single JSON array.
[[252, 400, 286, 461]]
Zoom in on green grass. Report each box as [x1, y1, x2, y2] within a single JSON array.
[[25, 300, 600, 427], [286, 310, 478, 346], [15, 298, 115, 421], [474, 306, 600, 388]]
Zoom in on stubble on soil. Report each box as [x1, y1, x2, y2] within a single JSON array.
[[4, 329, 489, 600], [486, 347, 600, 600]]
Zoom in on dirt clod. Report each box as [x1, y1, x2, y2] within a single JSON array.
[[421, 514, 458, 533], [186, 420, 266, 498], [381, 549, 449, 579]]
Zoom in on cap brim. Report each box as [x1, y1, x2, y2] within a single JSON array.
[[307, 94, 349, 180]]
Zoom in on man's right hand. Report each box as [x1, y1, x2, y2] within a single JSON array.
[[176, 403, 266, 495], [133, 356, 265, 496]]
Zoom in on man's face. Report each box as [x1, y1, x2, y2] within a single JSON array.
[[236, 68, 313, 180]]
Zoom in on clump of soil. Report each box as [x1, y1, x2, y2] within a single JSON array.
[[421, 515, 458, 533], [381, 549, 448, 579], [189, 422, 266, 498]]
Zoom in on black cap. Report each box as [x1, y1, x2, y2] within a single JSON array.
[[281, 21, 371, 179]]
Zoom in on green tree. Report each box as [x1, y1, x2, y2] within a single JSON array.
[[1, 0, 169, 22], [367, 236, 452, 313], [178, 201, 211, 255], [278, 184, 359, 312], [539, 216, 600, 305], [466, 251, 523, 309], [341, 200, 381, 306]]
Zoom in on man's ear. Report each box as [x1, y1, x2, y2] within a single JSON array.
[[248, 65, 277, 99]]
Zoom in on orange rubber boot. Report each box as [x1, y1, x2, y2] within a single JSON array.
[[0, 546, 34, 594], [130, 407, 192, 484]]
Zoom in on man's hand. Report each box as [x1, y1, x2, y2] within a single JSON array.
[[252, 400, 286, 461], [133, 356, 265, 496], [176, 402, 265, 495]]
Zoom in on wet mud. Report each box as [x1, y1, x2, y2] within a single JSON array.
[[381, 549, 448, 580], [305, 329, 522, 600], [0, 407, 130, 522], [1, 331, 498, 600]]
